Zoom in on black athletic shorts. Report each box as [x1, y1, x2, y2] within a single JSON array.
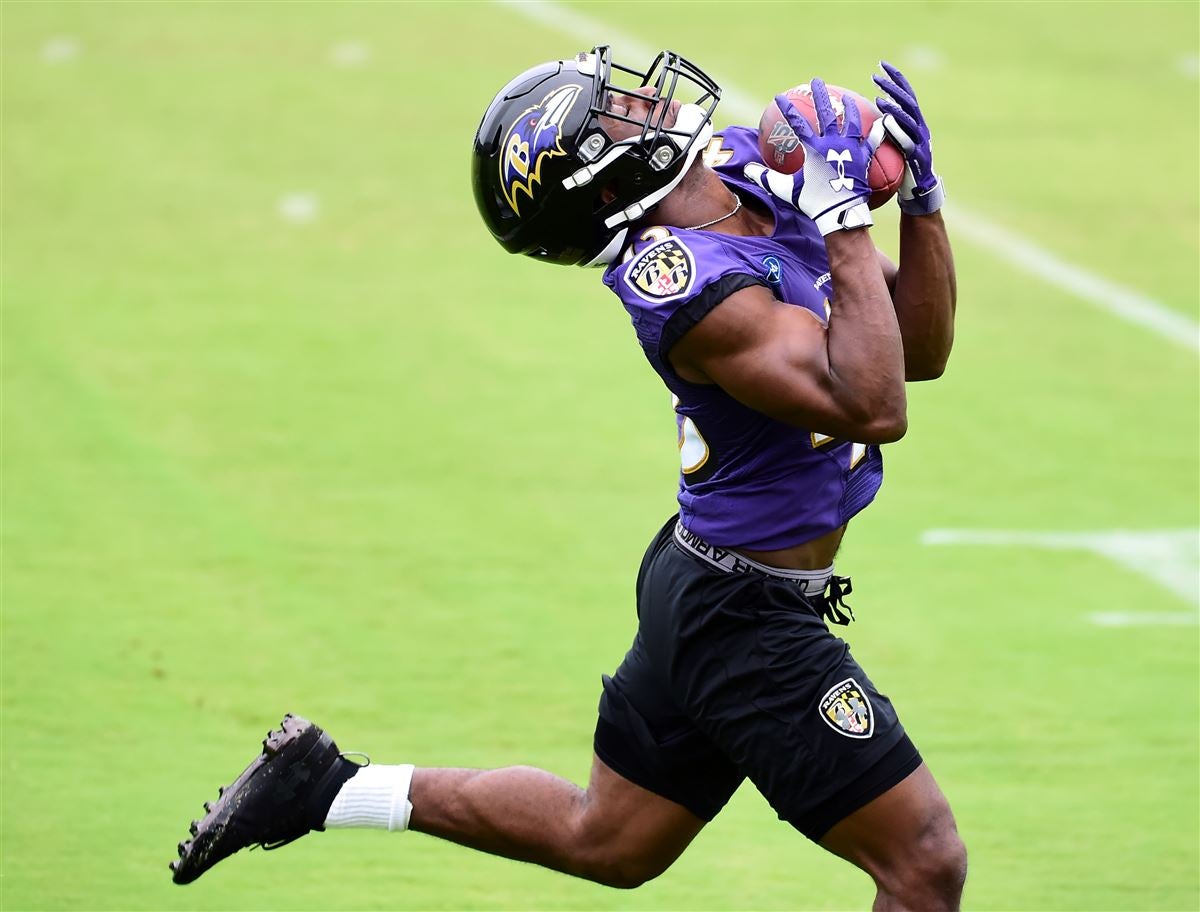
[[593, 515, 922, 841]]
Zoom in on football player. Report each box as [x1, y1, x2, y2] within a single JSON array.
[[171, 47, 964, 910]]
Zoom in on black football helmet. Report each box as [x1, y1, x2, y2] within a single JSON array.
[[471, 46, 720, 267]]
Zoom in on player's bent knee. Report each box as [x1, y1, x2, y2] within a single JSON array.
[[573, 843, 672, 890], [885, 816, 968, 906], [565, 821, 676, 889], [591, 860, 662, 890], [914, 828, 967, 896]]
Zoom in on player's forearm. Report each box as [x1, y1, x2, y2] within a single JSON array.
[[823, 228, 908, 440], [891, 212, 956, 380]]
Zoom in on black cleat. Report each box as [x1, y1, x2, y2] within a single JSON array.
[[170, 714, 360, 884]]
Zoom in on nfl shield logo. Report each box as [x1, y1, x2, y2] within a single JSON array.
[[818, 678, 874, 739]]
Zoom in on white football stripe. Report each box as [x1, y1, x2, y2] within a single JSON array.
[[921, 528, 1200, 607], [330, 41, 371, 67], [1088, 612, 1199, 627], [41, 36, 80, 63], [497, 0, 1200, 354], [277, 192, 319, 223], [947, 208, 1200, 352]]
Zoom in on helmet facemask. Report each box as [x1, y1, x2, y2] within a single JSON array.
[[566, 46, 721, 265]]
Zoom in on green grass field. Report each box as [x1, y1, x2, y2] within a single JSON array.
[[3, 2, 1198, 910]]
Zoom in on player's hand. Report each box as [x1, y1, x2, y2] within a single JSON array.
[[743, 79, 874, 236], [873, 62, 945, 215]]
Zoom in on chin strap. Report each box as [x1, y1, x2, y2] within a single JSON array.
[[601, 107, 713, 231], [582, 227, 630, 268], [568, 104, 716, 267]]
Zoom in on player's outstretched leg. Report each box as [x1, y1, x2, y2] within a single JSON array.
[[170, 714, 360, 884], [171, 715, 706, 888]]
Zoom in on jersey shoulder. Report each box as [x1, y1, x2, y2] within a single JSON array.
[[601, 124, 771, 311], [603, 226, 741, 306], [705, 125, 764, 177], [603, 225, 766, 367], [601, 126, 785, 364]]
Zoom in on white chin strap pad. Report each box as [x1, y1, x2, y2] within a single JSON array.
[[670, 104, 709, 149], [599, 112, 713, 234], [581, 103, 717, 266], [583, 227, 630, 268]]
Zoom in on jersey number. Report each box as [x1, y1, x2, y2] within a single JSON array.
[[674, 400, 868, 478], [812, 433, 868, 469], [701, 138, 733, 168]]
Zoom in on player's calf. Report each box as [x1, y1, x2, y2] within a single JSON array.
[[406, 759, 702, 889]]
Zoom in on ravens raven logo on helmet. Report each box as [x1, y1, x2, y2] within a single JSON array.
[[500, 85, 582, 216]]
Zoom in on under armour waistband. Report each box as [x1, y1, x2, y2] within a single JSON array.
[[673, 521, 833, 596]]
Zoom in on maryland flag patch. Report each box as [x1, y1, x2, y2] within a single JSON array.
[[818, 678, 874, 739], [624, 237, 695, 302]]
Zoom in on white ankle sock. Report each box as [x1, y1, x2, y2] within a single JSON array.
[[324, 764, 414, 831]]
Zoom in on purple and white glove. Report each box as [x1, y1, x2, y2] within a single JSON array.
[[873, 62, 945, 216], [743, 78, 874, 236]]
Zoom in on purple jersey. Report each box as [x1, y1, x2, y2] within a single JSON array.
[[602, 126, 884, 551]]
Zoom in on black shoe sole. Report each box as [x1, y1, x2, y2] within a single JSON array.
[[170, 714, 330, 885]]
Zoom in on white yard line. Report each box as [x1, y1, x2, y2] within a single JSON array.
[[498, 0, 1200, 354], [330, 41, 371, 68], [277, 192, 319, 224], [946, 210, 1200, 352], [922, 529, 1200, 625], [41, 36, 80, 63], [1089, 612, 1199, 627]]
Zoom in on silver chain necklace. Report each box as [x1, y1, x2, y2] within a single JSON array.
[[683, 193, 742, 231]]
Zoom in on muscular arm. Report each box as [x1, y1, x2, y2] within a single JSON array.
[[878, 212, 957, 381], [670, 228, 907, 444]]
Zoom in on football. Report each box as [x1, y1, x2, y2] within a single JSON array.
[[758, 83, 905, 209]]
